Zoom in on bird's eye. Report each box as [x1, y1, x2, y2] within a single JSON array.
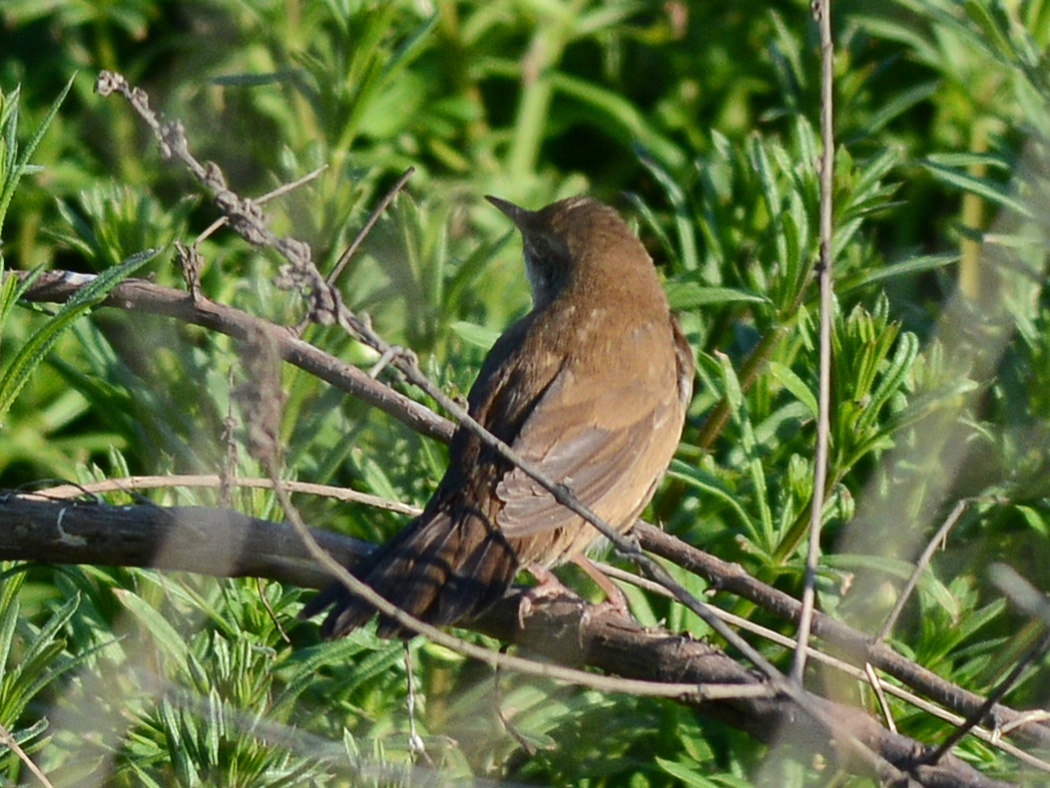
[[529, 236, 555, 264]]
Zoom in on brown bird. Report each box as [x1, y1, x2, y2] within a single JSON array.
[[301, 195, 694, 638]]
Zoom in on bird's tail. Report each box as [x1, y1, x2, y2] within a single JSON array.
[[300, 509, 519, 639]]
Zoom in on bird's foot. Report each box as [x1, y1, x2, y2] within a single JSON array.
[[516, 564, 578, 628], [570, 554, 630, 618]]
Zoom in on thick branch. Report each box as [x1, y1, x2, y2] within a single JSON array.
[[0, 495, 1018, 788], [0, 494, 367, 588]]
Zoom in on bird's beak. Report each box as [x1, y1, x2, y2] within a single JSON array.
[[485, 195, 532, 230]]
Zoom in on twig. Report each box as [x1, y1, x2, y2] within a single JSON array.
[[0, 720, 56, 788], [865, 662, 897, 734], [195, 166, 328, 246], [793, 0, 835, 684], [913, 564, 1050, 764], [876, 499, 971, 642], [599, 562, 1048, 773], [635, 522, 1050, 750], [292, 165, 414, 336], [257, 576, 291, 643], [326, 166, 414, 289], [219, 368, 238, 508], [31, 473, 421, 516], [403, 643, 429, 763], [14, 270, 454, 444], [258, 165, 328, 205], [495, 644, 543, 756]]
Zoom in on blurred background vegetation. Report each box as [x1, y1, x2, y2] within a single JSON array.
[[2, 0, 1050, 785]]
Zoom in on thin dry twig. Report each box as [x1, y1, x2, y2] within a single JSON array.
[[635, 522, 1050, 751], [865, 662, 897, 734], [196, 166, 328, 246], [32, 474, 421, 516], [257, 576, 291, 643], [403, 643, 429, 763], [925, 627, 1050, 767], [326, 166, 414, 289], [0, 719, 57, 788], [495, 643, 545, 756], [14, 269, 453, 443], [915, 564, 1050, 766], [793, 0, 835, 684], [258, 165, 329, 205], [876, 499, 971, 642]]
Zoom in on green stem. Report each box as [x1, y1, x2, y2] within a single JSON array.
[[508, 1, 586, 182], [695, 324, 788, 450]]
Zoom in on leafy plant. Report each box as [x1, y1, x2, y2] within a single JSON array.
[[2, 0, 1050, 784]]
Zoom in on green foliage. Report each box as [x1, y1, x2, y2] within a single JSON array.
[[0, 76, 74, 243], [2, 0, 1050, 785], [0, 568, 98, 782], [0, 247, 158, 427]]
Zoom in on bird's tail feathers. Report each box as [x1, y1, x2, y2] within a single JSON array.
[[303, 510, 518, 639]]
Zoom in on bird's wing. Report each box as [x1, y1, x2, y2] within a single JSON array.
[[493, 320, 685, 562]]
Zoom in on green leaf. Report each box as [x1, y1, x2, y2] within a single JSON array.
[[449, 320, 501, 350], [655, 757, 720, 787], [553, 74, 687, 172], [963, 0, 1015, 60], [840, 253, 959, 292], [921, 159, 1033, 219], [665, 282, 770, 311], [768, 361, 818, 419], [667, 460, 758, 539], [864, 81, 940, 133], [0, 248, 158, 424], [0, 74, 75, 237], [17, 593, 78, 669], [113, 589, 190, 673], [635, 146, 698, 269]]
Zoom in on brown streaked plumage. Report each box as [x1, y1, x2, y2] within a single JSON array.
[[301, 195, 694, 638]]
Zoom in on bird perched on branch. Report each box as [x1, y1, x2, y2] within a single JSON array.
[[301, 195, 694, 638]]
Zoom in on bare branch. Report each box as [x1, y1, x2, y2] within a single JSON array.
[[13, 270, 453, 444], [0, 494, 1018, 788], [794, 0, 836, 683]]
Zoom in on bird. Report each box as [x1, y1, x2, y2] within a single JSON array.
[[301, 195, 694, 638]]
